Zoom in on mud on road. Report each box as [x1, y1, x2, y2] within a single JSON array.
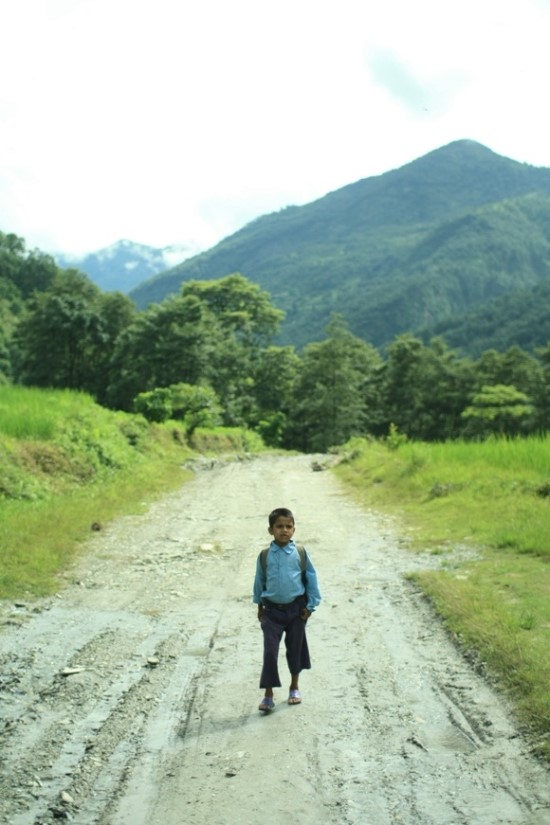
[[0, 454, 548, 825]]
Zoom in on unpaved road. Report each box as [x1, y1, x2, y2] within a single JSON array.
[[1, 454, 548, 825]]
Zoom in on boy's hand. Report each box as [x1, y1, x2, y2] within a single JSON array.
[[257, 605, 264, 622], [301, 607, 312, 621]]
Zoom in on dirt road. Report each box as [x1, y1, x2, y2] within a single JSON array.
[[0, 454, 548, 825]]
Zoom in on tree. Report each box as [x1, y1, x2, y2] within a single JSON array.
[[474, 346, 544, 399], [134, 382, 222, 434], [12, 270, 108, 393], [107, 274, 285, 424], [535, 342, 550, 430], [380, 334, 475, 440], [0, 232, 57, 298], [461, 384, 535, 437], [251, 345, 301, 446], [92, 291, 137, 404], [180, 274, 285, 427], [288, 315, 382, 452], [106, 293, 220, 410], [181, 273, 283, 345]]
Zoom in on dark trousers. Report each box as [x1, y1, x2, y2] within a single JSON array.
[[259, 597, 311, 688]]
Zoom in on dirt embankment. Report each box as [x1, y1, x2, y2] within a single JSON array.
[[0, 454, 548, 825]]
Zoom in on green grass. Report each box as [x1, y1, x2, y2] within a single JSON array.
[[0, 456, 192, 598], [335, 435, 550, 759], [0, 385, 265, 599], [0, 385, 91, 440]]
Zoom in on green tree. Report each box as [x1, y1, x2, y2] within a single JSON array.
[[134, 382, 222, 434], [12, 270, 108, 393], [181, 273, 283, 345], [461, 384, 535, 437], [288, 315, 382, 451], [92, 291, 137, 404], [535, 342, 550, 430], [106, 293, 221, 410], [474, 346, 544, 397], [179, 274, 285, 427], [0, 232, 57, 298], [471, 346, 545, 436], [108, 274, 284, 424], [381, 334, 474, 440], [251, 345, 301, 446]]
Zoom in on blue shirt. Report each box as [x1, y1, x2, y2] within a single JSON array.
[[253, 540, 321, 612]]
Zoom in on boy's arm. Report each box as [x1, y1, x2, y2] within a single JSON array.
[[253, 554, 265, 620], [304, 554, 321, 613]]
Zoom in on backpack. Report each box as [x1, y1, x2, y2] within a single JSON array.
[[259, 543, 308, 592]]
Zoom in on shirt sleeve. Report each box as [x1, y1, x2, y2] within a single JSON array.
[[252, 553, 265, 605], [304, 553, 321, 612]]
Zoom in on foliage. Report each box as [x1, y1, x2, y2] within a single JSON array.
[[386, 422, 408, 450], [0, 385, 265, 598], [287, 315, 383, 451], [380, 334, 475, 441], [423, 278, 550, 357], [134, 382, 222, 434], [104, 275, 283, 427], [187, 426, 265, 454], [461, 384, 535, 437], [337, 435, 550, 560], [4, 219, 550, 450], [128, 142, 550, 354], [1, 231, 60, 380], [249, 345, 301, 446], [12, 270, 136, 400], [181, 273, 283, 345], [0, 386, 153, 500], [0, 231, 58, 299]]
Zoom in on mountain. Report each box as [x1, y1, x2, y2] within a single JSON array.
[[421, 278, 550, 357], [56, 239, 201, 293], [128, 140, 550, 353]]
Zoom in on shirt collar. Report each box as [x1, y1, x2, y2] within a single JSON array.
[[271, 539, 296, 554]]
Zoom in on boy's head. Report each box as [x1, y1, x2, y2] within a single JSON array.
[[268, 507, 295, 546]]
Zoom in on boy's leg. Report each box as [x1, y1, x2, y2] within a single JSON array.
[[259, 611, 285, 690], [284, 611, 311, 695], [288, 673, 301, 704]]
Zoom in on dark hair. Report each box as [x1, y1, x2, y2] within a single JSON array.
[[268, 507, 294, 527]]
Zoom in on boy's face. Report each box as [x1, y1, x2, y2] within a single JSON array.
[[269, 516, 295, 547]]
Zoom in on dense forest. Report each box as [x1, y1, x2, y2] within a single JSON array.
[[2, 229, 550, 452], [129, 141, 550, 353]]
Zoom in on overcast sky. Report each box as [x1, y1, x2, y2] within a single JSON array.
[[1, 0, 549, 256]]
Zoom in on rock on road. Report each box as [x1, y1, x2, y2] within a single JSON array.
[[0, 454, 548, 825]]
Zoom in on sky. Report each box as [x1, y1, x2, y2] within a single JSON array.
[[1, 0, 550, 257]]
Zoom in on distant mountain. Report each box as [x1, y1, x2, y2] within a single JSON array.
[[56, 239, 201, 293], [421, 278, 550, 357], [129, 140, 550, 353]]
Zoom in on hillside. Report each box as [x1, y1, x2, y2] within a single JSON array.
[[421, 278, 550, 356], [129, 140, 550, 350]]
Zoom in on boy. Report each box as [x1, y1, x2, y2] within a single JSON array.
[[253, 507, 321, 712]]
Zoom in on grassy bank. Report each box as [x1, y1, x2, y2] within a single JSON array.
[[334, 436, 550, 759], [0, 386, 263, 599]]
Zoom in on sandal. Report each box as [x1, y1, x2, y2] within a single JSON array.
[[259, 696, 275, 712], [288, 689, 302, 705]]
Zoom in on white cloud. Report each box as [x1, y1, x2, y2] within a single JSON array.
[[1, 0, 549, 255]]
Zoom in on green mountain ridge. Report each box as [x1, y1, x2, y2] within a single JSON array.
[[130, 140, 550, 352], [422, 278, 550, 356]]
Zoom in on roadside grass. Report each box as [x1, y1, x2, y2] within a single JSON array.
[[0, 385, 265, 600], [334, 436, 550, 759], [0, 385, 80, 440], [0, 457, 191, 598]]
